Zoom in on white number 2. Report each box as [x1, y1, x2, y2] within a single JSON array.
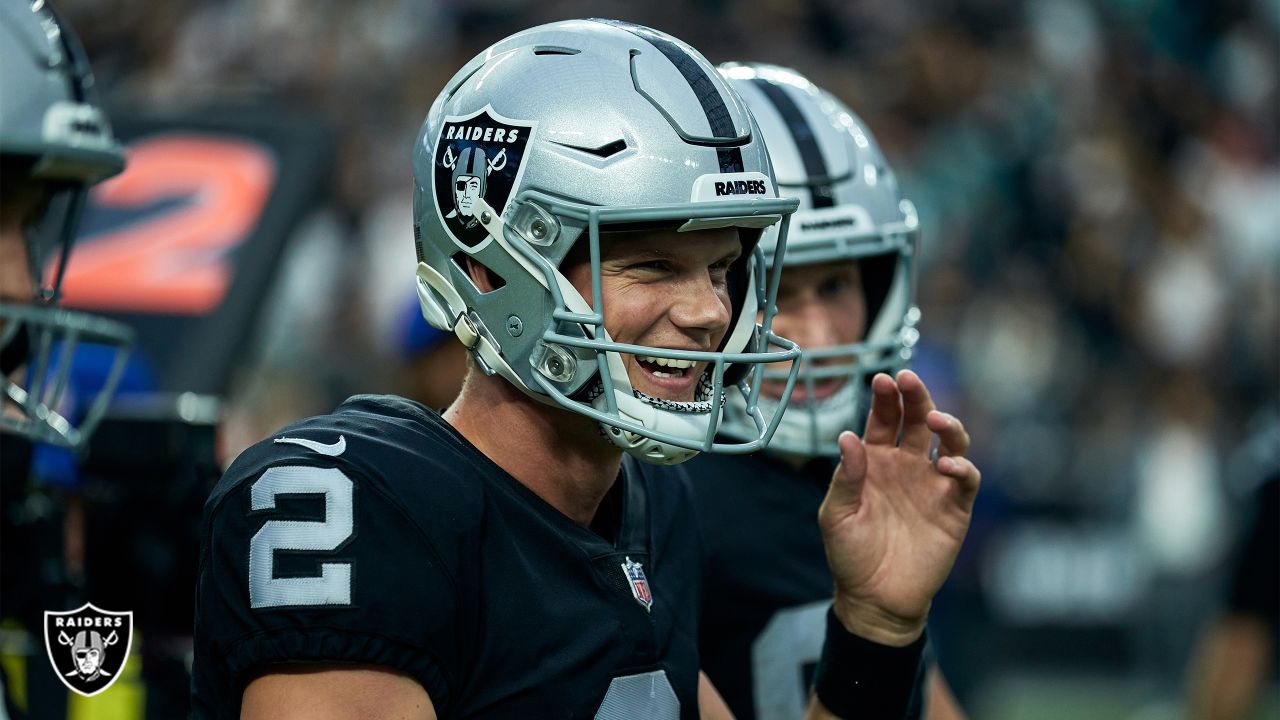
[[248, 466, 354, 608]]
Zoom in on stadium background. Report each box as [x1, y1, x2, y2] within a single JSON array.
[[5, 0, 1276, 718]]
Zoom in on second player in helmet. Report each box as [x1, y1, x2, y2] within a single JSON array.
[[690, 63, 968, 719]]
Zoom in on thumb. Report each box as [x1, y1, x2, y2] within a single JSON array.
[[826, 431, 868, 514]]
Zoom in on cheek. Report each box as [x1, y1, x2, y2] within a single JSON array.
[[599, 280, 666, 342], [842, 289, 869, 341]]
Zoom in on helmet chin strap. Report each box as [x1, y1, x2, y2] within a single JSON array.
[[584, 367, 728, 464], [586, 370, 722, 414], [754, 378, 865, 458]]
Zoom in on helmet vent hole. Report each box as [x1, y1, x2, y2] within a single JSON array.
[[533, 46, 581, 56], [451, 253, 508, 294]]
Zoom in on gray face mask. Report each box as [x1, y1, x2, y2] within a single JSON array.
[[0, 302, 133, 449]]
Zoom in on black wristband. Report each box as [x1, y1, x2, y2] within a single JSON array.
[[812, 607, 929, 719]]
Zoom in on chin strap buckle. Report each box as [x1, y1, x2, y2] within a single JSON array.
[[453, 313, 480, 349]]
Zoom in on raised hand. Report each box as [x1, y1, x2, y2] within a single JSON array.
[[817, 370, 980, 645]]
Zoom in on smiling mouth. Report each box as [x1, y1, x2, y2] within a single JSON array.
[[632, 354, 703, 400], [636, 355, 696, 378]]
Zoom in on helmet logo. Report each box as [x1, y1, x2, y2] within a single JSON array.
[[43, 603, 133, 697], [433, 105, 535, 247]]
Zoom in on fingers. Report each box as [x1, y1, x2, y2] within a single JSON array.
[[862, 373, 902, 446], [935, 454, 981, 503], [823, 431, 868, 517], [897, 370, 937, 453], [926, 410, 971, 458]]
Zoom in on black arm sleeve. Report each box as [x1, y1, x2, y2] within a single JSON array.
[[812, 607, 929, 719]]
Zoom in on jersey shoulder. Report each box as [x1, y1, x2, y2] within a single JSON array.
[[194, 395, 485, 715], [210, 394, 487, 525]]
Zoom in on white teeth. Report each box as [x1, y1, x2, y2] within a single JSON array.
[[652, 369, 676, 378], [638, 355, 696, 369]]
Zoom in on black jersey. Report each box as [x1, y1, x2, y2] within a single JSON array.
[[688, 450, 928, 720], [192, 395, 702, 719], [688, 450, 835, 719]]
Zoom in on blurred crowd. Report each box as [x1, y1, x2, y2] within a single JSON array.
[[56, 0, 1278, 715]]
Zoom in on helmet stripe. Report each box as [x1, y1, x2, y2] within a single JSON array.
[[748, 79, 834, 208], [593, 19, 745, 173]]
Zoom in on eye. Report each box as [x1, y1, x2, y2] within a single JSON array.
[[629, 259, 671, 273], [817, 275, 851, 300]]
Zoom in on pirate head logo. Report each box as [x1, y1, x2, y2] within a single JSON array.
[[432, 105, 535, 247], [44, 603, 132, 697]]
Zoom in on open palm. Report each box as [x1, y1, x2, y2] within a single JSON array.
[[818, 370, 981, 645]]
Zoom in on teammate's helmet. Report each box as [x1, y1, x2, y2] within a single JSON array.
[[0, 0, 133, 449], [412, 20, 801, 464], [717, 63, 921, 457]]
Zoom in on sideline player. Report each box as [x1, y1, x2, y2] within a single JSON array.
[[1, 0, 133, 714], [691, 63, 969, 719], [192, 20, 980, 718], [0, 0, 132, 454]]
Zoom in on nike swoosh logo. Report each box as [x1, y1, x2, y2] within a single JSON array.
[[274, 435, 346, 456]]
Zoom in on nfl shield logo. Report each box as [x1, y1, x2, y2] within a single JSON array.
[[43, 603, 133, 697], [621, 556, 653, 612]]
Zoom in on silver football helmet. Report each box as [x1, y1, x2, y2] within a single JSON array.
[[0, 0, 133, 449], [717, 63, 921, 457], [412, 20, 802, 464]]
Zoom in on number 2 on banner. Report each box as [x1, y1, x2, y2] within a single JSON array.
[[60, 134, 276, 315]]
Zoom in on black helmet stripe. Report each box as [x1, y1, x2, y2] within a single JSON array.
[[593, 19, 744, 173], [749, 79, 834, 208]]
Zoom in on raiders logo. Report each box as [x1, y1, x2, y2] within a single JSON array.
[[44, 603, 133, 697], [432, 105, 535, 247]]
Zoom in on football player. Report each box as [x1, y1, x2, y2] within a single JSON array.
[[0, 0, 132, 456], [1, 0, 133, 713], [692, 63, 969, 719], [192, 20, 980, 719]]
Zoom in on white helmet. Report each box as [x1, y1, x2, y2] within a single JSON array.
[[718, 63, 921, 457], [411, 20, 802, 464]]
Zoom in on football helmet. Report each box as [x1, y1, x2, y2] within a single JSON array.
[[717, 63, 921, 457], [0, 0, 133, 449], [412, 20, 801, 464]]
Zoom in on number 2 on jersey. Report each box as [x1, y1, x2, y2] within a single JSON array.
[[248, 466, 355, 608], [752, 600, 828, 720]]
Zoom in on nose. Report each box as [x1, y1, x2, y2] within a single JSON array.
[[668, 271, 732, 340], [776, 297, 840, 351]]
